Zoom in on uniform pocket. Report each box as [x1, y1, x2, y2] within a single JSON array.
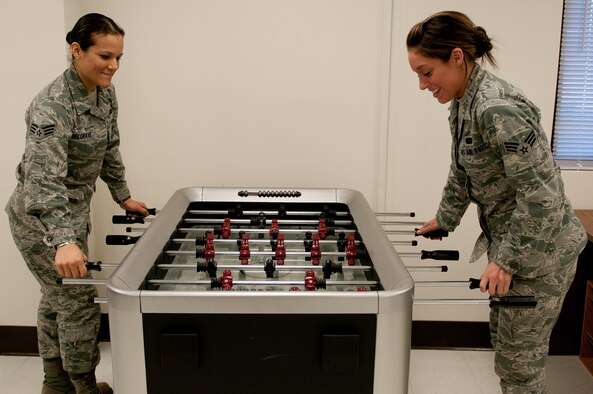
[[60, 324, 100, 373]]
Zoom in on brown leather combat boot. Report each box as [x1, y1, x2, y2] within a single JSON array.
[[69, 370, 113, 394], [41, 358, 75, 394]]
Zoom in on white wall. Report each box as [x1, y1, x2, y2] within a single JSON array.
[[1, 0, 591, 327], [0, 0, 67, 326]]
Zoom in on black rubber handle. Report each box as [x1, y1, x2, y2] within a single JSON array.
[[469, 278, 481, 289], [105, 235, 140, 245], [85, 261, 103, 271], [489, 296, 537, 308], [112, 215, 145, 224], [420, 250, 459, 260], [414, 228, 449, 238], [125, 208, 157, 216], [469, 278, 515, 290]]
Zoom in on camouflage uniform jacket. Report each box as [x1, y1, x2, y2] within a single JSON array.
[[6, 65, 131, 248], [436, 63, 586, 277]]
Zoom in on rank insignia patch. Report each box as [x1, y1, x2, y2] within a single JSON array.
[[29, 123, 56, 139], [504, 131, 536, 156]]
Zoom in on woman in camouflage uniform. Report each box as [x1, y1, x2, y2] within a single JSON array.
[[407, 11, 587, 394], [6, 13, 147, 394]]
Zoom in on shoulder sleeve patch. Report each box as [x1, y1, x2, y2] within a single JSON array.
[[503, 130, 537, 156], [29, 123, 56, 140]]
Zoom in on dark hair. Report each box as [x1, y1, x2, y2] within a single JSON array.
[[406, 11, 496, 68], [66, 13, 125, 51]]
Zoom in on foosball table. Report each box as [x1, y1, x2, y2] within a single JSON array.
[[104, 187, 414, 394]]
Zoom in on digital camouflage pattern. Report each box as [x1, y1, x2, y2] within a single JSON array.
[[5, 65, 130, 373], [436, 63, 587, 393]]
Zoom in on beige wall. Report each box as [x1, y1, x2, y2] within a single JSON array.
[[0, 0, 66, 326], [1, 0, 591, 326]]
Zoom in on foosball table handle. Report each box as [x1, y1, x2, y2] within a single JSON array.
[[125, 208, 157, 216], [420, 250, 459, 260], [106, 235, 140, 245], [468, 278, 514, 290], [489, 296, 537, 308], [414, 228, 449, 238], [112, 215, 146, 224], [85, 261, 102, 271]]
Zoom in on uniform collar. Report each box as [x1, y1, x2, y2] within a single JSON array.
[[456, 63, 485, 120], [64, 64, 109, 119]]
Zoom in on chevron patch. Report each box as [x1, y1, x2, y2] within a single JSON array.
[[504, 131, 536, 156], [29, 123, 55, 139]]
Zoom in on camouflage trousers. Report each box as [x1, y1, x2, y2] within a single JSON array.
[[7, 214, 101, 374], [490, 257, 578, 394]]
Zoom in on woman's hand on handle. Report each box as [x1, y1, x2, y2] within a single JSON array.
[[119, 198, 149, 217], [480, 262, 513, 295], [416, 217, 443, 240], [55, 243, 88, 278]]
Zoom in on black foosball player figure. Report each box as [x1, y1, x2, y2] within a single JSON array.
[[407, 11, 587, 393], [5, 13, 148, 394]]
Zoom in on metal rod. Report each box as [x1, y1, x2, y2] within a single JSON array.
[[374, 211, 415, 217], [415, 280, 476, 287], [406, 266, 448, 272], [165, 250, 353, 257], [392, 240, 417, 246], [414, 299, 490, 305], [157, 264, 371, 271], [414, 296, 537, 308], [184, 218, 353, 226], [385, 230, 419, 235], [378, 220, 425, 226], [177, 227, 357, 235], [59, 278, 108, 285], [93, 297, 107, 304], [188, 209, 350, 217], [171, 238, 361, 245], [148, 279, 378, 286], [126, 227, 146, 233]]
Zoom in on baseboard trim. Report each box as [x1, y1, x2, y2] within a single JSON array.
[[2, 317, 580, 356], [412, 320, 492, 350], [2, 317, 494, 356], [0, 325, 38, 356], [1, 314, 111, 356]]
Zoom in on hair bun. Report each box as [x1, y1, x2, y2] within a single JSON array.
[[474, 26, 493, 57]]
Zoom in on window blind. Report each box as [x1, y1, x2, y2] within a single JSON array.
[[553, 0, 593, 165]]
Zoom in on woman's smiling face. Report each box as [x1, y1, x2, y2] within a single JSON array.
[[72, 33, 124, 92], [408, 48, 467, 104]]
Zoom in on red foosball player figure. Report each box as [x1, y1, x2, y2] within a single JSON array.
[[346, 234, 357, 266], [269, 219, 279, 239], [221, 218, 232, 239], [275, 233, 286, 265], [317, 218, 327, 240], [204, 232, 215, 260], [220, 270, 233, 291], [310, 234, 321, 265], [304, 270, 316, 291], [239, 233, 250, 265]]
